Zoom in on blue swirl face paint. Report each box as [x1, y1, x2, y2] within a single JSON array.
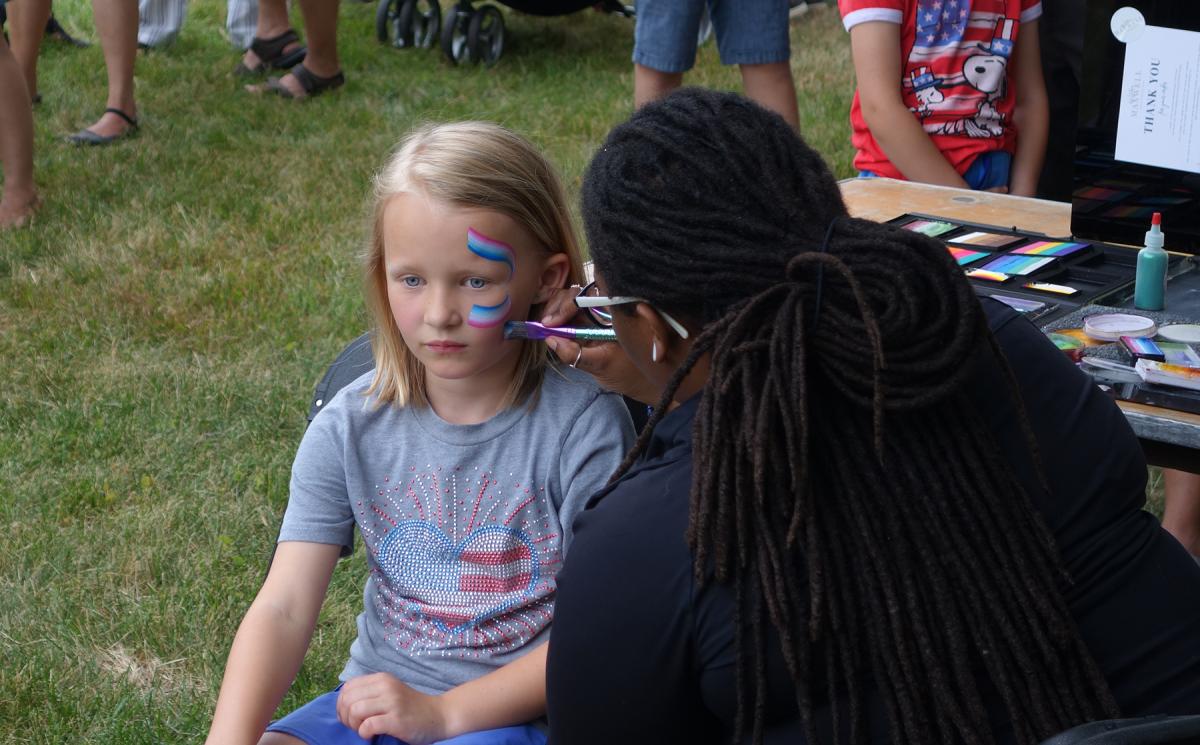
[[468, 296, 512, 329], [467, 228, 515, 278], [466, 228, 516, 329]]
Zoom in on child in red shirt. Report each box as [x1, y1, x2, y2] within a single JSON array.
[[839, 0, 1049, 195]]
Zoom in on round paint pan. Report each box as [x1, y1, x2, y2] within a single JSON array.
[[1083, 313, 1157, 342], [1157, 324, 1200, 344]]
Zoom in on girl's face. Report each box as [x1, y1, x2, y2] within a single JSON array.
[[381, 194, 567, 389]]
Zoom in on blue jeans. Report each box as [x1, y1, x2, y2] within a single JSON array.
[[634, 0, 790, 72], [859, 150, 1013, 191]]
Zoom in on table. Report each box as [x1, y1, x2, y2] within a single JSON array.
[[840, 177, 1200, 473]]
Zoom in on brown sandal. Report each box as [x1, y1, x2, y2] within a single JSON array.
[[234, 29, 307, 76], [264, 64, 345, 100]]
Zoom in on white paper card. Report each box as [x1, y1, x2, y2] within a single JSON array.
[[1114, 24, 1200, 175]]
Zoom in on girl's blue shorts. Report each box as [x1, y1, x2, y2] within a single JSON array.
[[859, 150, 1013, 192], [634, 0, 791, 73], [266, 686, 547, 745]]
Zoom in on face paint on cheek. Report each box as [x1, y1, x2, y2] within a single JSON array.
[[468, 296, 512, 328], [465, 227, 517, 329]]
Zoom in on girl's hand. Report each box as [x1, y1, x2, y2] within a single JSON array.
[[336, 673, 448, 745]]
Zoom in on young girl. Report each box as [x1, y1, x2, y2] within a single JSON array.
[[206, 122, 635, 745]]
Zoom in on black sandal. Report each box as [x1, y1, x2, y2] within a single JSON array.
[[265, 64, 345, 100], [67, 108, 139, 146], [234, 29, 307, 76]]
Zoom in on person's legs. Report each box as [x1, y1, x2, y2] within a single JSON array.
[[710, 0, 797, 127], [634, 65, 683, 108], [5, 0, 51, 99], [137, 0, 186, 48], [631, 0, 702, 108], [1162, 469, 1200, 557], [76, 0, 137, 139], [265, 0, 339, 98], [239, 0, 302, 70], [0, 30, 38, 228], [226, 0, 258, 49], [739, 61, 798, 129]]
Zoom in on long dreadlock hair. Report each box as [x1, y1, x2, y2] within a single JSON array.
[[581, 89, 1119, 745]]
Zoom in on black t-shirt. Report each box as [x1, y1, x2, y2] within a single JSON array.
[[546, 298, 1200, 744]]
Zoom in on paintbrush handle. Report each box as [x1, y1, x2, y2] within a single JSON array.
[[503, 321, 618, 342]]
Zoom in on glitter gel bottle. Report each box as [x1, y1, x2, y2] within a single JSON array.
[[1134, 212, 1167, 311]]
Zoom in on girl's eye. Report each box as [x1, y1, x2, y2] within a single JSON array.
[[465, 277, 488, 290], [402, 276, 422, 288]]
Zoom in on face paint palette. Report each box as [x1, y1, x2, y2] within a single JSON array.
[[947, 231, 1024, 249], [900, 218, 958, 237], [947, 246, 991, 266], [885, 212, 1195, 325]]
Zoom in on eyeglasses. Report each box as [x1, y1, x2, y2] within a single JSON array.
[[573, 281, 690, 339]]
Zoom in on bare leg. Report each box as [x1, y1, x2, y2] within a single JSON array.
[[6, 0, 52, 99], [1162, 469, 1200, 557], [80, 0, 138, 138], [739, 61, 799, 130], [269, 0, 339, 97], [240, 0, 302, 69], [634, 63, 683, 109], [0, 33, 38, 228]]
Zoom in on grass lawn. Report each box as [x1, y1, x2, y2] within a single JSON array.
[[0, 2, 1168, 741], [0, 4, 859, 741]]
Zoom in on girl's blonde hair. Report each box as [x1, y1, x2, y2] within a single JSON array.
[[364, 121, 584, 409]]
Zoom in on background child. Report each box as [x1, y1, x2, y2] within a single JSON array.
[[839, 0, 1049, 195], [0, 4, 38, 229], [206, 122, 635, 745]]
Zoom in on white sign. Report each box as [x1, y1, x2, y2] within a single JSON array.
[[1114, 22, 1200, 175]]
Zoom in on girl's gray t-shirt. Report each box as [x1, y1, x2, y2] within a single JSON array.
[[279, 364, 634, 694]]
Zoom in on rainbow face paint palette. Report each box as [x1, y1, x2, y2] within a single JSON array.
[[947, 247, 990, 266], [979, 255, 1056, 276], [885, 211, 1192, 324], [1010, 240, 1092, 258]]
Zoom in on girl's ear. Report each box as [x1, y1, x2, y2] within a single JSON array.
[[533, 253, 571, 303]]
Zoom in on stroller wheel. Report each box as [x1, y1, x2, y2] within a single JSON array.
[[467, 4, 504, 66], [440, 2, 473, 65], [410, 0, 441, 48], [378, 0, 440, 48], [375, 0, 408, 46]]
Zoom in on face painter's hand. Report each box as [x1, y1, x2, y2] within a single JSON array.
[[545, 335, 660, 406], [539, 285, 589, 328]]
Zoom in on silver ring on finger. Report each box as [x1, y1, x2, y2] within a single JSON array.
[[570, 347, 584, 369]]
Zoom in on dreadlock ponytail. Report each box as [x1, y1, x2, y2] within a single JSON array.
[[582, 88, 1118, 745]]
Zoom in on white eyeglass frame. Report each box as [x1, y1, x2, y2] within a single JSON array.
[[574, 287, 691, 340]]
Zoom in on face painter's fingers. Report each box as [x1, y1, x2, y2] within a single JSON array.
[[540, 286, 588, 328]]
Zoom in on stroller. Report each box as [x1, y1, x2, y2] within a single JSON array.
[[374, 0, 709, 67]]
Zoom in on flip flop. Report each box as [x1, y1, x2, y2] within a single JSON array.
[[234, 29, 307, 76], [264, 64, 345, 100], [67, 108, 139, 146]]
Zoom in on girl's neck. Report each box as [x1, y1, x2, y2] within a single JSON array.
[[424, 350, 523, 425]]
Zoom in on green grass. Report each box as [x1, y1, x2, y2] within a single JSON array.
[[0, 4, 858, 741]]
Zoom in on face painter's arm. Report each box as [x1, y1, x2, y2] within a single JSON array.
[[540, 286, 659, 405]]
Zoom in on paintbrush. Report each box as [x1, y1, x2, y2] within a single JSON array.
[[503, 321, 617, 342]]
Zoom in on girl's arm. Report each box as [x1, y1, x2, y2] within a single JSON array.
[[1008, 19, 1049, 197], [206, 541, 343, 745], [336, 642, 548, 744], [850, 21, 970, 188]]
